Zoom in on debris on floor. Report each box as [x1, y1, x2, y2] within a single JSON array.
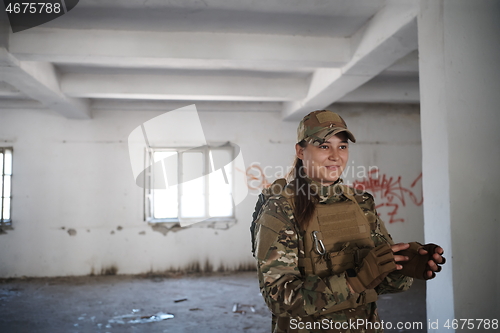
[[108, 310, 174, 325], [232, 303, 256, 314], [174, 298, 188, 303]]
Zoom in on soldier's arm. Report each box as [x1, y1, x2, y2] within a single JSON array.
[[255, 201, 353, 318], [374, 216, 414, 294], [355, 191, 413, 294]]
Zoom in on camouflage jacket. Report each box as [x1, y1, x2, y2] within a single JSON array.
[[253, 178, 413, 333]]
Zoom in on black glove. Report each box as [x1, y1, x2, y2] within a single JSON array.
[[396, 242, 446, 280]]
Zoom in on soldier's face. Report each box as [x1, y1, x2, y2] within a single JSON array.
[[296, 132, 349, 186]]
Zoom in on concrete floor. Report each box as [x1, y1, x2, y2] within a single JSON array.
[[0, 272, 426, 333]]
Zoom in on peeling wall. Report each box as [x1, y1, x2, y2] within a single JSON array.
[[0, 104, 422, 277]]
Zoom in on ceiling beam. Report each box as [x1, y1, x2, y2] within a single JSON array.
[[0, 98, 45, 110], [61, 73, 308, 102], [0, 48, 91, 119], [0, 81, 23, 98], [338, 77, 419, 103], [92, 100, 282, 112], [282, 1, 419, 120], [9, 28, 350, 71]]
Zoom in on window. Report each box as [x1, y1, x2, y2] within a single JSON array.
[[1, 148, 13, 227], [145, 143, 235, 224]]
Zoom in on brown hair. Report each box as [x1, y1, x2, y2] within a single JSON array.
[[287, 140, 318, 230]]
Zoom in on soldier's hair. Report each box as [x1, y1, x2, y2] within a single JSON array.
[[287, 140, 318, 230]]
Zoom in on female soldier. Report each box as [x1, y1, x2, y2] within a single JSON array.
[[251, 110, 445, 333]]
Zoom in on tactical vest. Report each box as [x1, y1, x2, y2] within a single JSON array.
[[259, 178, 379, 313]]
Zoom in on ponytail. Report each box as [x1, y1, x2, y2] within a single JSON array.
[[287, 141, 318, 230]]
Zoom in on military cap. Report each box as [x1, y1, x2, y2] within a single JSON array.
[[297, 110, 356, 146]]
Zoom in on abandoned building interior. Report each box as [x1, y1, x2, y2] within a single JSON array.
[[0, 0, 499, 332]]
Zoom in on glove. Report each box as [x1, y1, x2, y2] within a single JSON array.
[[396, 242, 446, 280], [346, 244, 397, 293]]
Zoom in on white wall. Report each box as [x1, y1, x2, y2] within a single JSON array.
[[419, 0, 500, 327], [0, 104, 423, 277]]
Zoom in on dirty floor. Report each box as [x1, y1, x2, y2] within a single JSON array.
[[0, 272, 426, 333]]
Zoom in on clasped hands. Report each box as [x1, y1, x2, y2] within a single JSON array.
[[346, 242, 446, 294], [392, 242, 446, 280]]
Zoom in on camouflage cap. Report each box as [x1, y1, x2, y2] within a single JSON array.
[[297, 110, 356, 146]]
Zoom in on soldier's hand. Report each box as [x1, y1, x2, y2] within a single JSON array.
[[395, 242, 446, 280], [346, 244, 398, 293], [391, 243, 410, 270], [417, 245, 446, 279]]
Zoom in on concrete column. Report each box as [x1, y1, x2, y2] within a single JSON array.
[[418, 0, 500, 331]]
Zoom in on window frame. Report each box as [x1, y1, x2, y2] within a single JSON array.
[[1, 147, 13, 228], [144, 142, 236, 224]]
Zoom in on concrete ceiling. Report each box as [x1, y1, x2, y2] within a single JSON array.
[[0, 0, 419, 120]]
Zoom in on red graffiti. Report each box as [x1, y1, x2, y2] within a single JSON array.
[[238, 164, 423, 224], [236, 164, 271, 191], [353, 168, 423, 223]]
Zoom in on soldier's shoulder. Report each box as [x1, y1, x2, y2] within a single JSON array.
[[260, 196, 295, 226], [261, 178, 296, 204], [340, 185, 376, 209], [262, 178, 294, 197], [257, 179, 296, 228]]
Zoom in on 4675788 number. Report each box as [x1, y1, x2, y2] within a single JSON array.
[[5, 2, 62, 14], [443, 319, 498, 330]]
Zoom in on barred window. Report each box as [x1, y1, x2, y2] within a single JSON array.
[[1, 148, 13, 227], [145, 144, 235, 223]]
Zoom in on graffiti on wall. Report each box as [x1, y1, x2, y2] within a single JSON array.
[[240, 164, 272, 190], [352, 168, 423, 224], [239, 164, 423, 224]]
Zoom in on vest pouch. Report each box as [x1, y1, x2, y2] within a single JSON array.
[[320, 288, 379, 315], [328, 246, 373, 275], [310, 252, 330, 278], [328, 249, 355, 275]]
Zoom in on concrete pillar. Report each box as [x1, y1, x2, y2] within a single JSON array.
[[418, 0, 500, 331]]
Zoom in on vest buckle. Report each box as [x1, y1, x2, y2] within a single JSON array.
[[312, 231, 326, 255]]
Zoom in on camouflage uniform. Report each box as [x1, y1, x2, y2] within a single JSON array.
[[253, 177, 413, 333]]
